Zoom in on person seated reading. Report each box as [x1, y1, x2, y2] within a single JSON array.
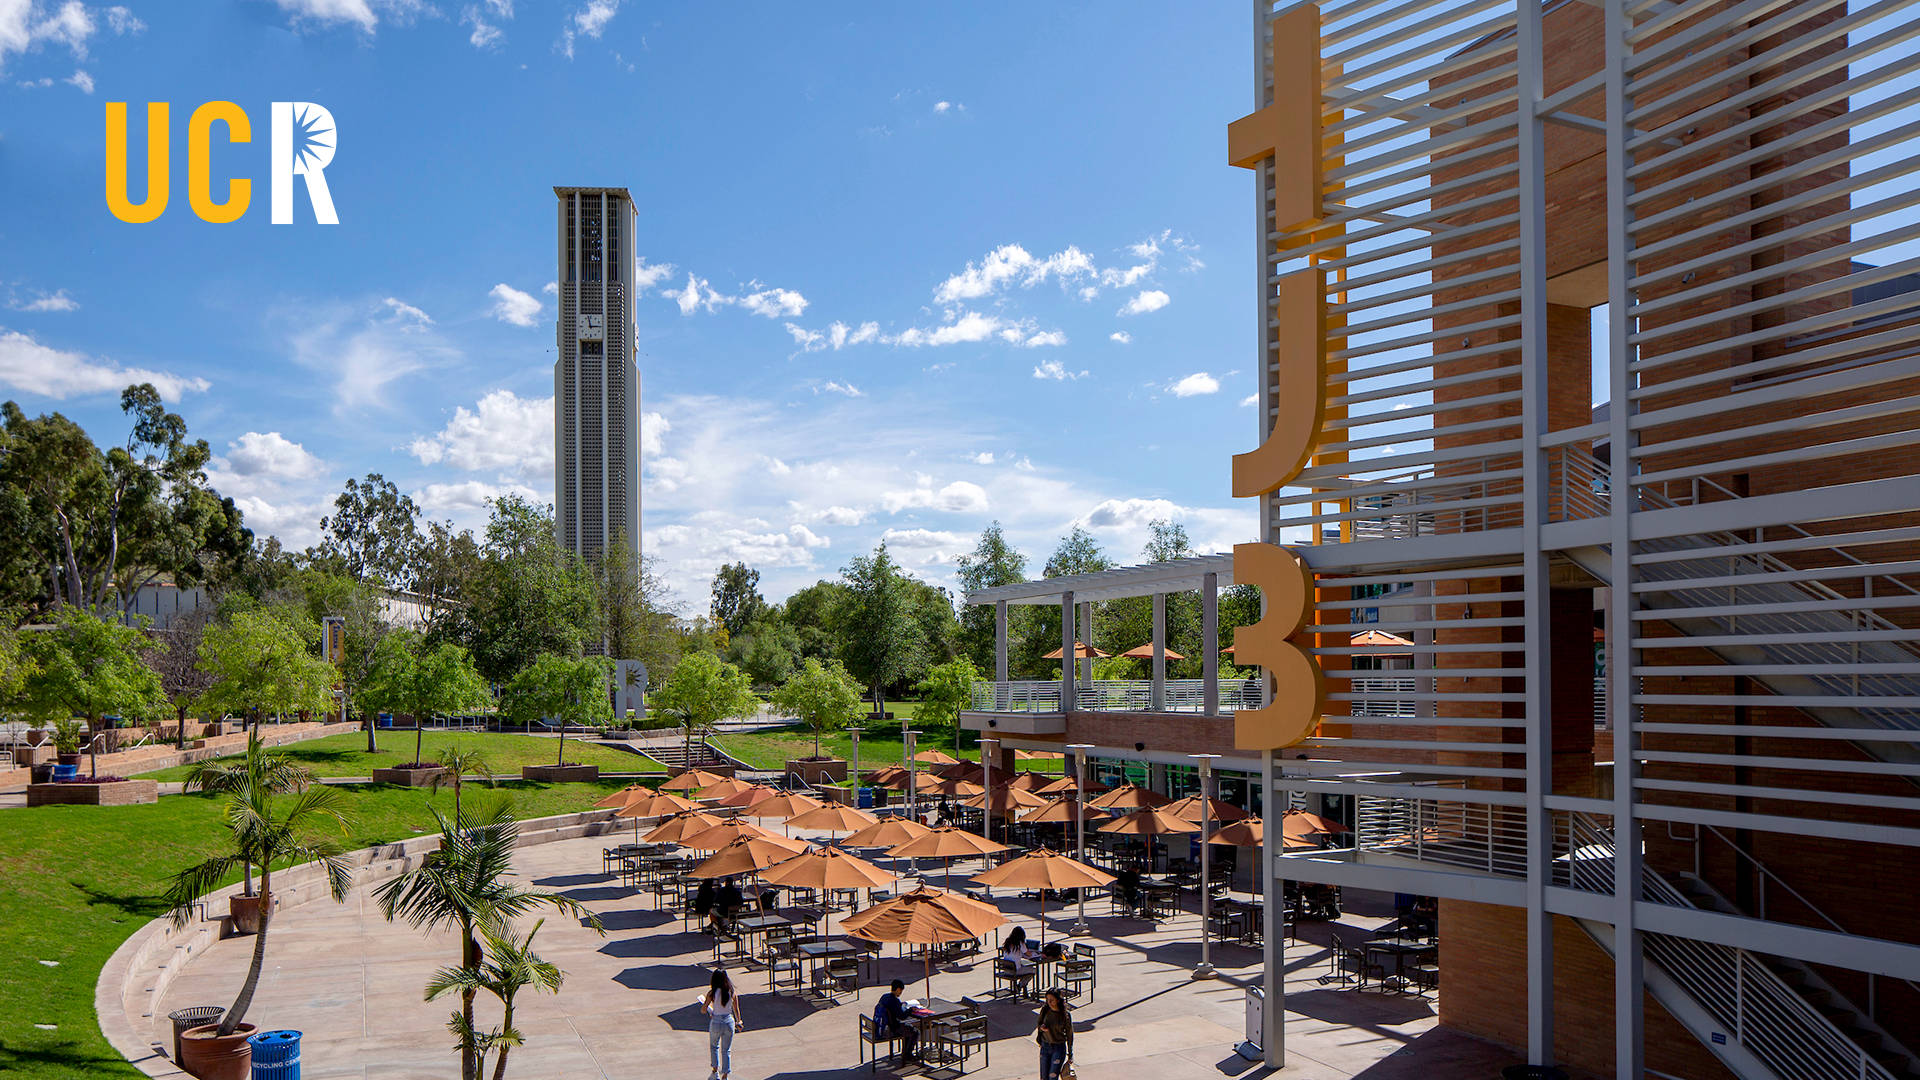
[[1001, 926, 1038, 996], [875, 979, 920, 1062]]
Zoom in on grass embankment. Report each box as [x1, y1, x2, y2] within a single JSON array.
[[0, 777, 634, 1080], [145, 730, 661, 782], [714, 708, 1063, 775]]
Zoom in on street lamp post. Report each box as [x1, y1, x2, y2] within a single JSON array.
[[980, 737, 998, 842], [1192, 753, 1220, 979], [1068, 743, 1095, 936], [903, 729, 921, 874], [849, 726, 863, 791]]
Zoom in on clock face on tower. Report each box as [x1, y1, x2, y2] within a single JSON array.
[[578, 313, 605, 341]]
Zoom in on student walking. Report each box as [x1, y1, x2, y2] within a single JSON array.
[[1036, 988, 1074, 1080], [702, 970, 743, 1080]]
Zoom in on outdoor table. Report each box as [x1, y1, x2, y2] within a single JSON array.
[[733, 913, 794, 964], [1364, 938, 1436, 988], [794, 937, 862, 994], [1139, 879, 1182, 920]]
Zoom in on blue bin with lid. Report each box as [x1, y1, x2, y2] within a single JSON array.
[[51, 763, 79, 781], [856, 787, 874, 809], [247, 1029, 301, 1080]]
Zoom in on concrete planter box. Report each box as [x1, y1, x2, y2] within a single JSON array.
[[786, 757, 848, 785], [27, 778, 159, 806], [370, 766, 445, 787], [521, 764, 600, 783]]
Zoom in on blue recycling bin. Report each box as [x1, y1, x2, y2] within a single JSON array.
[[856, 787, 874, 809], [52, 763, 79, 781], [247, 1029, 300, 1080]]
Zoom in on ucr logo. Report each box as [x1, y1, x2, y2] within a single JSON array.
[[105, 101, 338, 224]]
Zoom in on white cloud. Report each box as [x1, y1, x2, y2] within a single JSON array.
[[785, 323, 825, 351], [633, 259, 674, 294], [105, 6, 144, 34], [542, 281, 558, 295], [0, 327, 209, 401], [414, 479, 540, 517], [464, 11, 503, 48], [1032, 359, 1087, 381], [408, 389, 554, 482], [8, 288, 77, 312], [817, 380, 863, 398], [1168, 372, 1219, 397], [1109, 331, 1130, 344], [63, 68, 89, 92], [1022, 330, 1067, 348], [880, 479, 987, 514], [1121, 289, 1170, 316], [382, 297, 433, 327], [1241, 394, 1258, 407], [270, 0, 379, 32], [663, 273, 728, 315], [805, 506, 865, 527], [970, 452, 994, 465], [738, 285, 807, 319], [33, 1, 91, 55], [882, 527, 967, 549], [933, 244, 1097, 304], [224, 431, 325, 481], [1, 0, 96, 71], [284, 298, 459, 414], [932, 100, 964, 114], [1013, 457, 1035, 471], [561, 0, 617, 57], [487, 283, 542, 327], [641, 410, 669, 456]]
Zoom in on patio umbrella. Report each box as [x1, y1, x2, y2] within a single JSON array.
[[643, 809, 723, 844], [762, 846, 895, 933], [1280, 809, 1351, 839], [938, 759, 986, 782], [784, 802, 880, 835], [971, 847, 1116, 943], [747, 792, 824, 834], [1098, 807, 1201, 876], [1022, 796, 1107, 826], [1090, 784, 1172, 810], [913, 749, 960, 767], [1117, 643, 1187, 661], [962, 785, 1050, 813], [1014, 749, 1063, 762], [594, 783, 656, 808], [1165, 795, 1252, 824], [1207, 818, 1315, 852], [690, 835, 815, 879], [1005, 771, 1057, 792], [612, 791, 703, 843], [888, 826, 1010, 889], [1041, 642, 1110, 659], [658, 768, 733, 793], [694, 776, 759, 801], [1036, 774, 1110, 797], [716, 783, 780, 809], [842, 886, 1008, 996], [842, 816, 933, 850], [679, 818, 779, 852], [917, 774, 985, 798], [865, 765, 914, 790]]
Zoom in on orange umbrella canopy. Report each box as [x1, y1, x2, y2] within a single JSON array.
[[748, 792, 824, 820], [912, 749, 960, 766], [1042, 641, 1110, 660], [962, 785, 1050, 812], [784, 803, 880, 832], [679, 819, 779, 851], [694, 777, 759, 800], [1036, 774, 1110, 797], [1004, 771, 1056, 792], [761, 846, 895, 891], [842, 817, 934, 849], [1014, 749, 1064, 762], [1090, 784, 1172, 810], [1022, 796, 1109, 825], [1208, 818, 1315, 851], [1097, 807, 1202, 837], [658, 768, 732, 792], [614, 792, 702, 820], [690, 835, 815, 878], [864, 766, 914, 789], [717, 784, 780, 808], [918, 774, 985, 798], [1281, 809, 1351, 838], [842, 886, 1007, 945], [643, 810, 723, 844], [938, 760, 986, 782], [1164, 795, 1252, 824], [888, 825, 1010, 859], [1118, 643, 1187, 661], [972, 847, 1116, 891], [594, 784, 655, 808]]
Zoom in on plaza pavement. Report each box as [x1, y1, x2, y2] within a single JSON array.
[[153, 830, 1529, 1080]]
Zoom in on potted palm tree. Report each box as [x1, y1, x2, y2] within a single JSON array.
[[164, 736, 354, 1080], [180, 742, 315, 932], [50, 717, 84, 767], [428, 745, 495, 823]]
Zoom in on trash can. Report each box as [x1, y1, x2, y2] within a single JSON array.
[[856, 787, 874, 809], [168, 1006, 224, 1063], [248, 1029, 301, 1080], [51, 763, 79, 781]]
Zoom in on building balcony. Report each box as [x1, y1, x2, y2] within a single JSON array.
[[966, 678, 1267, 714]]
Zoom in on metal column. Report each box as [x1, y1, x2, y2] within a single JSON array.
[[1202, 572, 1220, 717], [1060, 591, 1077, 713], [1152, 592, 1168, 711]]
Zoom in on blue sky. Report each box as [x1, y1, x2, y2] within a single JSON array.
[[0, 0, 1265, 605]]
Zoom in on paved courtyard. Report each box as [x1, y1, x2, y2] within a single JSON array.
[[154, 830, 1524, 1080]]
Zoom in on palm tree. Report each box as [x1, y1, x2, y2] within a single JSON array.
[[181, 741, 316, 897], [374, 802, 601, 1080], [429, 745, 496, 822], [164, 736, 354, 1037], [425, 918, 564, 1080]]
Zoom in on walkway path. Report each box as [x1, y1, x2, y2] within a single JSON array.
[[155, 830, 1531, 1080]]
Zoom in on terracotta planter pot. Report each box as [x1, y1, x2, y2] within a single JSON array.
[[179, 1022, 255, 1080], [229, 892, 272, 934], [57, 753, 81, 766]]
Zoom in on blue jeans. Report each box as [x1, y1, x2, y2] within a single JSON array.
[[1040, 1039, 1069, 1080], [709, 1015, 735, 1074]]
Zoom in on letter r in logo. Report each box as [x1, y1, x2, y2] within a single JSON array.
[[271, 101, 338, 225]]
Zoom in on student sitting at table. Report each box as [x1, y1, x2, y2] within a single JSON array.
[[1001, 926, 1038, 996], [875, 979, 920, 1063], [693, 879, 717, 933], [712, 879, 745, 930]]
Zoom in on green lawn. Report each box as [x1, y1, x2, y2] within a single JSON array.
[[714, 710, 1064, 775], [0, 777, 636, 1080], [144, 730, 662, 782]]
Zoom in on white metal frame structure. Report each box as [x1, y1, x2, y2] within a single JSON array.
[[1242, 0, 1920, 1075]]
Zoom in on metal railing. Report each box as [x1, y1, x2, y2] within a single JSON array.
[[967, 679, 1264, 714], [1348, 791, 1530, 878], [1345, 675, 1418, 717]]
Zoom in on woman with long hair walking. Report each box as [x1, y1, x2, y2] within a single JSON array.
[[702, 969, 743, 1080], [1036, 987, 1074, 1080]]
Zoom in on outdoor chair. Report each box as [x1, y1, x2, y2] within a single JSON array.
[[850, 936, 882, 982], [1410, 961, 1440, 994], [991, 957, 1026, 999], [1057, 957, 1095, 1003], [819, 955, 861, 1000], [759, 924, 795, 964], [710, 926, 745, 966], [933, 1013, 990, 1075], [768, 952, 802, 996], [858, 1013, 901, 1071], [601, 847, 619, 875]]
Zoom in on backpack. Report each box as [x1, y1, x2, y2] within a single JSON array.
[[872, 998, 891, 1029]]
